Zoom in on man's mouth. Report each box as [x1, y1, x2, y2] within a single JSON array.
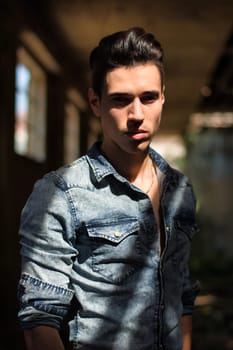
[[125, 129, 148, 141]]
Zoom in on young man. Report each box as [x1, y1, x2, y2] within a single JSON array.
[[18, 27, 200, 350]]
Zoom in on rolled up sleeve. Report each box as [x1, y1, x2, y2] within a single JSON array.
[[182, 267, 200, 315], [18, 173, 78, 329], [18, 274, 74, 329]]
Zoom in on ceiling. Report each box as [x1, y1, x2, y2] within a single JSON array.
[[20, 0, 233, 134]]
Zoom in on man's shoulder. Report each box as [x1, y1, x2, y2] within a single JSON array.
[[51, 155, 90, 189], [36, 144, 102, 192]]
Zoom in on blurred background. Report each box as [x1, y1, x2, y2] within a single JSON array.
[[0, 0, 232, 349]]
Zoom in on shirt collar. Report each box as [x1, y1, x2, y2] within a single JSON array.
[[87, 142, 179, 185], [87, 142, 123, 183]]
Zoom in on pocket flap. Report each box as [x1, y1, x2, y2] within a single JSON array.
[[86, 217, 139, 243], [174, 220, 199, 239]]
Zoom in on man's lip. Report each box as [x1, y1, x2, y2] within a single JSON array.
[[126, 129, 147, 135], [125, 129, 148, 140]]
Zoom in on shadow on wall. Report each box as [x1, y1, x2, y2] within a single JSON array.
[[187, 127, 233, 350], [188, 127, 233, 259]]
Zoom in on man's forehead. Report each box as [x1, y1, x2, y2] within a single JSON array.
[[104, 63, 162, 93]]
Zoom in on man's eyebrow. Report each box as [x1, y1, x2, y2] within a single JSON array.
[[142, 90, 160, 95], [107, 92, 132, 98], [108, 90, 160, 97]]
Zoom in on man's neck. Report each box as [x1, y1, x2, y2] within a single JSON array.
[[100, 142, 152, 184]]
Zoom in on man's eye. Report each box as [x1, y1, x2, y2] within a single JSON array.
[[111, 96, 131, 106], [141, 93, 159, 104]]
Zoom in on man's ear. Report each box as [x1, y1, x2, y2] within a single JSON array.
[[88, 88, 101, 117]]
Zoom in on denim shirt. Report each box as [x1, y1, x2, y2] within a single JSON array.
[[18, 142, 200, 350]]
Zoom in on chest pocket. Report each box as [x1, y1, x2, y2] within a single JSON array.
[[85, 217, 143, 284], [171, 220, 198, 271]]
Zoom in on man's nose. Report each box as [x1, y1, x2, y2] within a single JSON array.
[[128, 98, 144, 120]]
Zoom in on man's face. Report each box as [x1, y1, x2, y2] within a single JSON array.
[[88, 63, 165, 158]]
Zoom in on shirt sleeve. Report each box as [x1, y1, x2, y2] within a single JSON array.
[[181, 267, 200, 315], [18, 173, 78, 329], [181, 179, 200, 315]]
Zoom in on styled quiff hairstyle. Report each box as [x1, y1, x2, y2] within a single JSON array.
[[89, 27, 164, 97]]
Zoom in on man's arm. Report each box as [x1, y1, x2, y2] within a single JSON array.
[[24, 326, 65, 350], [180, 315, 192, 350]]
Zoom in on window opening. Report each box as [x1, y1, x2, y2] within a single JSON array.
[[14, 47, 47, 162]]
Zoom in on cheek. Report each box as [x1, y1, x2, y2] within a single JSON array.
[[101, 111, 120, 131], [151, 109, 162, 128], [153, 116, 161, 129], [150, 107, 162, 119], [108, 110, 125, 126]]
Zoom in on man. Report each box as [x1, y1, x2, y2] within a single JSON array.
[[18, 27, 200, 350]]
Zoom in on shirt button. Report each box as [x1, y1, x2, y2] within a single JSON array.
[[114, 231, 121, 237]]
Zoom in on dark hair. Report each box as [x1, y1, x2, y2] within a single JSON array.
[[89, 27, 164, 97]]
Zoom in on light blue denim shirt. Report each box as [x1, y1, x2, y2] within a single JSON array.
[[18, 142, 200, 350]]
